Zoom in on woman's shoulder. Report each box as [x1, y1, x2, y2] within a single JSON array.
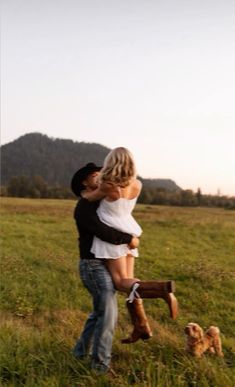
[[127, 178, 142, 198], [135, 178, 142, 188], [100, 181, 120, 200], [131, 178, 142, 191], [100, 178, 142, 200]]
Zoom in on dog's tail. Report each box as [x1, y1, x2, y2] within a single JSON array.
[[207, 326, 220, 337]]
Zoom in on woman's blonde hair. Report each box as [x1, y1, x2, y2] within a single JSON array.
[[100, 147, 137, 187]]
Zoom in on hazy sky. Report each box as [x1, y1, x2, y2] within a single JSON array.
[[1, 0, 235, 195]]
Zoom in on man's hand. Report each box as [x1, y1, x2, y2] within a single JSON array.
[[128, 236, 139, 249]]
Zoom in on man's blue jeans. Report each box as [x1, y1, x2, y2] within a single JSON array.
[[73, 259, 117, 372]]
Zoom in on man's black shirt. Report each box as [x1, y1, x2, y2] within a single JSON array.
[[74, 198, 132, 259]]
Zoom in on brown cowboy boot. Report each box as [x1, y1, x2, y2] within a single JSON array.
[[137, 280, 175, 293], [128, 281, 178, 320], [121, 298, 152, 344]]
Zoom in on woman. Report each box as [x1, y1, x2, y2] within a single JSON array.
[[81, 147, 142, 292]]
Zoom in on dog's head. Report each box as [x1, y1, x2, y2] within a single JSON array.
[[184, 323, 203, 341]]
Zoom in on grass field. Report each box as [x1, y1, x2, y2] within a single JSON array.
[[0, 197, 235, 386]]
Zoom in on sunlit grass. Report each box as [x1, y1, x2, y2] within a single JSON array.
[[1, 198, 235, 386]]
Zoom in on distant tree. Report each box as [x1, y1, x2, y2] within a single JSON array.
[[181, 190, 197, 206], [0, 186, 7, 196], [168, 191, 182, 206], [196, 188, 202, 205], [138, 188, 155, 204], [47, 185, 73, 199], [153, 189, 168, 205], [7, 176, 32, 197], [7, 175, 47, 198], [32, 175, 48, 198]]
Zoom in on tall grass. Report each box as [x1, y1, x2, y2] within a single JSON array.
[[1, 198, 235, 386]]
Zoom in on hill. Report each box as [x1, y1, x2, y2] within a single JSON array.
[[1, 133, 181, 191]]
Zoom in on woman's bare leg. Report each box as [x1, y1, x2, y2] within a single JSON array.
[[105, 256, 139, 292], [126, 254, 136, 278]]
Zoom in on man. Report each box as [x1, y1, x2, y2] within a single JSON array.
[[71, 163, 178, 374], [71, 162, 139, 374]]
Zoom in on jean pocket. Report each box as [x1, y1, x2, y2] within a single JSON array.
[[88, 259, 104, 268]]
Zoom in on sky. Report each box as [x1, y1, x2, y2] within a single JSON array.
[[1, 0, 235, 196]]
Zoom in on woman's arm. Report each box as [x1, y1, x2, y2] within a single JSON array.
[[81, 187, 106, 201], [81, 181, 116, 201]]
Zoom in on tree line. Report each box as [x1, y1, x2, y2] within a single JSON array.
[[139, 186, 235, 209], [1, 175, 234, 209], [1, 175, 72, 199]]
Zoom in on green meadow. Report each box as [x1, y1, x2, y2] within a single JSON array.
[[0, 197, 235, 386]]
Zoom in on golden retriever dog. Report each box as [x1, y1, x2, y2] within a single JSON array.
[[184, 322, 223, 357]]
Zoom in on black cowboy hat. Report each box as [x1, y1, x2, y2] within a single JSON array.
[[71, 162, 102, 197]]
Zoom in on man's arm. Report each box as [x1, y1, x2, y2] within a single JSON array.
[[75, 199, 135, 246]]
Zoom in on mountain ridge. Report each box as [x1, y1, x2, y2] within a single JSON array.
[[1, 133, 181, 192]]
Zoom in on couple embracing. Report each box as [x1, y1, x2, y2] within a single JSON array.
[[71, 147, 178, 374]]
